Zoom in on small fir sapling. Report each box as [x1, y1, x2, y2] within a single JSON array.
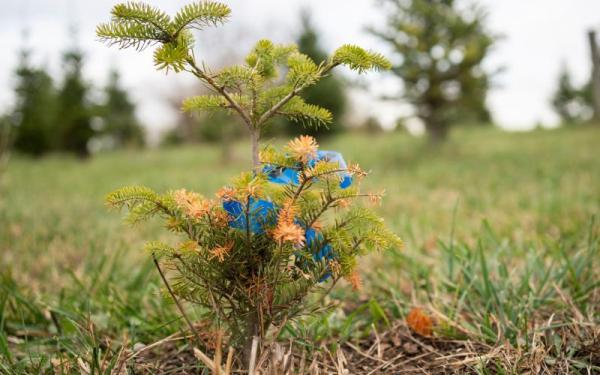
[[98, 1, 401, 365]]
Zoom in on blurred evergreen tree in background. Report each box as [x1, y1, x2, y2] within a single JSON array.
[[7, 46, 145, 157], [12, 50, 57, 156], [361, 116, 384, 134], [163, 85, 243, 164], [282, 11, 347, 137], [370, 0, 497, 142], [0, 114, 12, 171], [551, 65, 593, 124], [99, 69, 145, 148], [56, 49, 94, 157]]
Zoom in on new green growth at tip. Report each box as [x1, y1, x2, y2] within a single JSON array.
[[97, 1, 391, 167]]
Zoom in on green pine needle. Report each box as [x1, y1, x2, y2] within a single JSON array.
[[182, 95, 229, 112], [333, 44, 392, 72], [112, 2, 172, 31], [105, 185, 159, 209], [144, 241, 176, 257], [153, 31, 194, 72], [96, 21, 167, 50], [286, 52, 320, 88], [280, 97, 332, 128], [172, 1, 231, 34]]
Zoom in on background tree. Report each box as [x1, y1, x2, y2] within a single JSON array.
[[588, 30, 600, 122], [283, 11, 347, 137], [361, 116, 384, 134], [56, 49, 94, 157], [12, 50, 57, 156], [0, 114, 12, 179], [370, 0, 496, 142], [551, 65, 593, 124], [161, 26, 253, 163], [163, 84, 244, 164], [99, 69, 145, 148]]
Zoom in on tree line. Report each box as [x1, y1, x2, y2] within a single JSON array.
[[1, 0, 596, 161], [168, 0, 499, 145], [0, 0, 499, 157], [0, 45, 144, 158]]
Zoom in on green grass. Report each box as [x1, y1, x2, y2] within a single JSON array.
[[1, 126, 599, 373]]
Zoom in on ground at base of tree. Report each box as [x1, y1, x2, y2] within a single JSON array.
[[109, 317, 599, 374]]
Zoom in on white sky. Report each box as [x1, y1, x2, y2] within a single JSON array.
[[1, 0, 599, 134]]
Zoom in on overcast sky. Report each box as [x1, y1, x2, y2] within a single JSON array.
[[1, 0, 599, 135]]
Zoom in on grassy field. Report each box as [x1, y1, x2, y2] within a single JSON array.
[[1, 126, 599, 373]]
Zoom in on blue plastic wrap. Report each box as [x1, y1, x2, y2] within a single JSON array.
[[223, 149, 353, 280], [263, 150, 353, 189]]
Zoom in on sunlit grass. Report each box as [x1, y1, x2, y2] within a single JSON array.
[[1, 125, 599, 372]]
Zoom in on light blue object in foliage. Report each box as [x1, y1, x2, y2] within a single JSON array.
[[304, 227, 334, 280], [312, 151, 353, 189], [223, 198, 335, 280], [305, 227, 333, 261], [262, 164, 300, 185], [263, 150, 353, 189], [224, 149, 352, 280], [223, 198, 275, 234]]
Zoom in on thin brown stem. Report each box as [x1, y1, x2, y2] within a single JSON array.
[[185, 56, 263, 169], [256, 63, 338, 127], [152, 254, 203, 348], [185, 57, 254, 128], [307, 193, 377, 229], [256, 87, 302, 126], [314, 278, 339, 309], [243, 311, 261, 368], [291, 167, 351, 203], [309, 201, 333, 229], [250, 129, 260, 170]]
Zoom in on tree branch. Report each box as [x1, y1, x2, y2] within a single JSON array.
[[152, 253, 204, 348], [186, 57, 254, 129], [256, 63, 339, 127]]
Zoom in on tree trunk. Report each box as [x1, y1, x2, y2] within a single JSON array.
[[424, 119, 448, 143], [250, 129, 260, 171], [245, 127, 262, 368], [0, 121, 11, 183], [242, 311, 260, 369], [588, 30, 600, 122]]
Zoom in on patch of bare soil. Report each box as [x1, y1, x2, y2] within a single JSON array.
[[125, 320, 599, 374]]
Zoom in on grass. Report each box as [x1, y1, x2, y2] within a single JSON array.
[[1, 125, 599, 373]]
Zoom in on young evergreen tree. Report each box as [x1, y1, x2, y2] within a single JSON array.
[[56, 49, 95, 157], [370, 0, 496, 142], [12, 50, 57, 156], [98, 2, 397, 366], [100, 69, 145, 147], [283, 11, 347, 137], [551, 65, 593, 124]]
